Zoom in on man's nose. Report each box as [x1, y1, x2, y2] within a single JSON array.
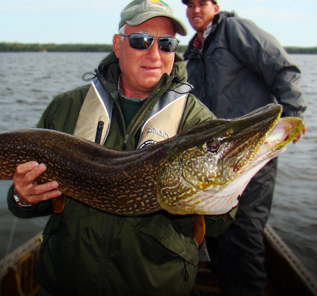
[[146, 40, 161, 60], [194, 5, 201, 13]]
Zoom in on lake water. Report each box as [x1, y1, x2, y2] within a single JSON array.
[[0, 52, 316, 280]]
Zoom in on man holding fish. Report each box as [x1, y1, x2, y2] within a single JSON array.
[[6, 1, 238, 295], [2, 0, 305, 295]]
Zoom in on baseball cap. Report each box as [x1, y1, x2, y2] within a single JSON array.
[[119, 0, 187, 36], [182, 0, 218, 4]]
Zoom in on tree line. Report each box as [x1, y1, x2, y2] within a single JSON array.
[[0, 43, 113, 52], [0, 42, 317, 54]]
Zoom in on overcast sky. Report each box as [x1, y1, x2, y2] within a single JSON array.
[[1, 0, 316, 47]]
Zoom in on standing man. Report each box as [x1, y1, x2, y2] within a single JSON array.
[[8, 1, 237, 295], [182, 0, 306, 295]]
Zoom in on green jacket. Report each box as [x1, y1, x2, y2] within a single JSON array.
[[8, 52, 236, 296]]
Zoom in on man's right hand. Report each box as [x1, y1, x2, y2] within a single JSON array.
[[13, 161, 62, 206]]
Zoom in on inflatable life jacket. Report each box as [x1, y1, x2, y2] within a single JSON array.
[[73, 76, 191, 147]]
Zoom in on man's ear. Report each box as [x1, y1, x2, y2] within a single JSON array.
[[214, 4, 220, 15], [113, 34, 121, 58]]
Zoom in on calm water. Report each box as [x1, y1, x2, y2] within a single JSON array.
[[0, 52, 316, 280]]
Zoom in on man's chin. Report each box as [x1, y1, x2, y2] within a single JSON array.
[[138, 77, 162, 91]]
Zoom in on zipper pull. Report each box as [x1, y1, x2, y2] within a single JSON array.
[[95, 121, 104, 144]]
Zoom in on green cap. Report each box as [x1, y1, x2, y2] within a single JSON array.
[[182, 0, 218, 4], [119, 0, 187, 36]]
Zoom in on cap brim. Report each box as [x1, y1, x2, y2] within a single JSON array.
[[126, 12, 187, 36]]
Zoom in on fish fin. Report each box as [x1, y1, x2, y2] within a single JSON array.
[[52, 194, 66, 213], [193, 214, 205, 245]]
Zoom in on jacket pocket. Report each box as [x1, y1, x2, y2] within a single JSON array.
[[135, 213, 198, 266]]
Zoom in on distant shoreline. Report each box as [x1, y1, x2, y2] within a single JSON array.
[[1, 42, 317, 54]]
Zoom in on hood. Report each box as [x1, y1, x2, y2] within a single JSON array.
[[184, 11, 237, 60]]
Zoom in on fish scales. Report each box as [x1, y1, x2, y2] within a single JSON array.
[[0, 104, 304, 216], [0, 129, 164, 215]]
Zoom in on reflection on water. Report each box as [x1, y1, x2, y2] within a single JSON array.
[[0, 52, 316, 279]]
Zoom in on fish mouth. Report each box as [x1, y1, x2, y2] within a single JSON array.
[[248, 116, 304, 168]]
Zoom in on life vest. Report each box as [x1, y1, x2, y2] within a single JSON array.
[[73, 76, 191, 147]]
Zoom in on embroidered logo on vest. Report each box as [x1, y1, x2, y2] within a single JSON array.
[[147, 127, 169, 139]]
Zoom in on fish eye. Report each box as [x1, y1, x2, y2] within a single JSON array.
[[206, 140, 221, 152]]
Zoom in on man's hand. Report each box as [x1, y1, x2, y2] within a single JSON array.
[[13, 161, 62, 206]]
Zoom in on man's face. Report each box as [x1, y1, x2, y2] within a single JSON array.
[[113, 17, 176, 98], [186, 0, 219, 32]]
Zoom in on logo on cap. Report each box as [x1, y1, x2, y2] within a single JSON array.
[[149, 0, 169, 8]]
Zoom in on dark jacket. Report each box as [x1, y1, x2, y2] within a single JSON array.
[[184, 12, 306, 294], [184, 11, 306, 119], [8, 52, 236, 296]]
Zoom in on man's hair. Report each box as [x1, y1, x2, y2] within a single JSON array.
[[119, 24, 126, 41]]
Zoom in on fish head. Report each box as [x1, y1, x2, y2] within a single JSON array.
[[157, 104, 304, 215]]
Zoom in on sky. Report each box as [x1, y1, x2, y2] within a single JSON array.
[[1, 0, 316, 47]]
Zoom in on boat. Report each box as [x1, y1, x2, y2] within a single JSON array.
[[1, 224, 316, 296], [194, 224, 317, 296]]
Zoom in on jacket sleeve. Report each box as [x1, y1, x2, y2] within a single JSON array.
[[205, 206, 237, 237], [36, 85, 88, 132], [7, 86, 88, 219], [7, 184, 54, 219], [225, 17, 306, 118]]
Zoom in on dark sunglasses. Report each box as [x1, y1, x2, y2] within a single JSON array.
[[120, 33, 179, 53]]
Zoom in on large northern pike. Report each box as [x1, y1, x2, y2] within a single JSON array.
[[0, 104, 304, 219]]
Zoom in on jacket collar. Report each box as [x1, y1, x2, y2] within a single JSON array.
[[184, 11, 237, 59]]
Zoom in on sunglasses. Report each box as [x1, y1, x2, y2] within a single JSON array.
[[120, 33, 179, 53]]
